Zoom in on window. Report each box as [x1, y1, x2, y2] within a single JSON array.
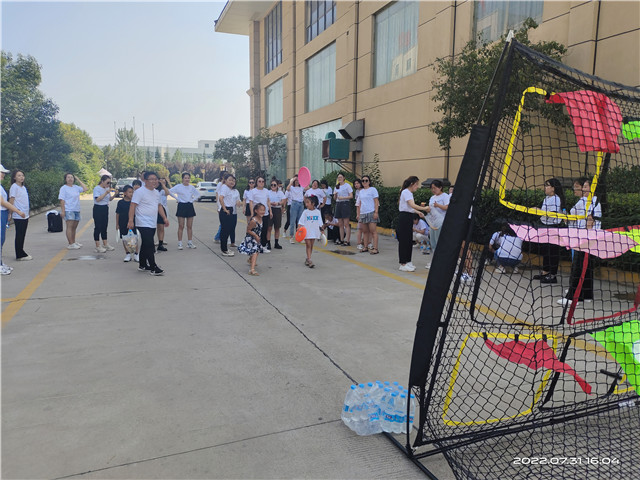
[[265, 2, 282, 74], [266, 78, 284, 127], [204, 143, 209, 148], [305, 1, 336, 43], [373, 1, 419, 87], [474, 1, 543, 43], [301, 119, 342, 179], [267, 134, 287, 182], [306, 43, 336, 112]]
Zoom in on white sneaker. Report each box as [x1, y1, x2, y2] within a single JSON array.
[[221, 250, 235, 257], [187, 241, 196, 249], [557, 298, 572, 306], [407, 262, 416, 269], [425, 263, 431, 269], [17, 255, 33, 261], [461, 273, 472, 283], [497, 265, 506, 274], [1, 263, 13, 271], [399, 264, 416, 272], [1, 265, 12, 275], [104, 244, 115, 251], [262, 247, 271, 253], [134, 253, 140, 262], [123, 253, 132, 262], [95, 246, 107, 253], [67, 243, 81, 250], [177, 242, 183, 250], [290, 237, 296, 244], [74, 242, 83, 247], [357, 244, 363, 250], [513, 266, 520, 274], [368, 243, 373, 249]]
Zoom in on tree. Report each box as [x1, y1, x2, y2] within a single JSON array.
[[144, 162, 170, 180], [60, 122, 103, 184], [214, 128, 286, 179], [430, 19, 567, 150]]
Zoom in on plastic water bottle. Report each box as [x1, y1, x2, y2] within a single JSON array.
[[395, 393, 408, 433], [352, 384, 368, 435], [408, 393, 416, 430], [382, 392, 398, 433], [359, 382, 375, 434], [341, 385, 360, 430], [366, 383, 384, 434]]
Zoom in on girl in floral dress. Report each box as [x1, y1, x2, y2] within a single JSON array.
[[238, 203, 265, 276]]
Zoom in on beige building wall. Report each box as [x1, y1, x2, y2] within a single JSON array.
[[216, 0, 639, 186]]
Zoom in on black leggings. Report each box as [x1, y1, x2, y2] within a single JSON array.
[[138, 227, 157, 270], [260, 214, 271, 246], [541, 243, 561, 275], [397, 212, 414, 264], [93, 205, 109, 241], [219, 210, 237, 252], [284, 205, 291, 232], [14, 218, 29, 259]]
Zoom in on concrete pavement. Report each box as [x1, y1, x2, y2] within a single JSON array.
[[2, 197, 454, 479]]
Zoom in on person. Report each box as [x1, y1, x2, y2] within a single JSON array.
[[218, 174, 243, 257], [304, 180, 326, 210], [333, 173, 353, 246], [169, 172, 200, 250], [287, 176, 304, 243], [115, 185, 139, 262], [214, 173, 228, 243], [425, 180, 449, 258], [58, 173, 88, 249], [1, 164, 26, 274], [243, 178, 255, 223], [92, 174, 117, 253], [155, 178, 173, 252], [238, 203, 265, 276], [323, 211, 340, 243], [298, 195, 324, 268], [9, 170, 32, 260], [446, 184, 471, 281], [356, 175, 380, 254], [132, 179, 142, 190], [490, 224, 523, 274], [267, 179, 286, 249], [249, 176, 272, 252], [320, 180, 333, 218], [128, 171, 168, 276], [283, 186, 292, 237], [353, 178, 364, 249], [397, 176, 430, 272], [558, 177, 600, 306], [412, 214, 429, 250], [533, 178, 565, 284]]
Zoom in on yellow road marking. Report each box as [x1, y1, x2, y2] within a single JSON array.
[[1, 220, 94, 327]]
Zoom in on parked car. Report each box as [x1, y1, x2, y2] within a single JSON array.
[[196, 181, 217, 202], [115, 177, 137, 196]]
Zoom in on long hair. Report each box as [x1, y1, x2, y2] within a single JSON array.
[[11, 170, 24, 185], [399, 176, 419, 205], [546, 177, 565, 210]]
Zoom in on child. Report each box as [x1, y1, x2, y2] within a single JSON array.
[[491, 224, 523, 274], [412, 213, 429, 252], [115, 185, 139, 262], [298, 196, 324, 268], [323, 211, 340, 243], [238, 203, 265, 276]]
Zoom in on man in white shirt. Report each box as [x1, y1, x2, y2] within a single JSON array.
[[128, 171, 168, 276]]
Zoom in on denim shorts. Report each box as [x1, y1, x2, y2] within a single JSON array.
[[64, 211, 81, 221]]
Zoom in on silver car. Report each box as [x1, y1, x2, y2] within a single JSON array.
[[196, 181, 217, 202]]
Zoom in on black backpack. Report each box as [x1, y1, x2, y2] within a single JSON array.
[[47, 212, 63, 232]]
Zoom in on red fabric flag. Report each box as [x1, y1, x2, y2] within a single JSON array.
[[546, 90, 622, 153], [484, 338, 592, 395]]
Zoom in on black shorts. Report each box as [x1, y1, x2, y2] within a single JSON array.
[[176, 202, 196, 218], [157, 205, 167, 224], [271, 207, 282, 229], [245, 203, 251, 216], [334, 201, 351, 219]]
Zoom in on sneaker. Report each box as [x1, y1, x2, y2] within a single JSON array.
[[368, 243, 373, 249], [357, 244, 363, 250], [290, 238, 296, 244], [221, 250, 235, 257], [1, 265, 11, 275], [274, 243, 282, 249], [187, 241, 196, 249], [123, 253, 132, 262], [138, 265, 150, 272], [425, 263, 432, 269], [540, 274, 558, 284], [177, 242, 183, 250], [95, 246, 107, 253], [74, 242, 83, 247], [513, 267, 520, 274], [104, 244, 115, 251], [157, 244, 167, 251], [399, 264, 416, 272], [1, 263, 13, 272], [557, 298, 572, 306], [67, 243, 81, 250], [496, 265, 506, 274], [149, 267, 164, 276], [17, 255, 33, 261], [461, 273, 472, 283], [262, 247, 271, 253], [407, 262, 416, 269], [134, 253, 140, 262]]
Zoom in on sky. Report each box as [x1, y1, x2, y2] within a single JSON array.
[[1, 1, 251, 148]]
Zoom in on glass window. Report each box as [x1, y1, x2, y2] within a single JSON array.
[[300, 119, 342, 179], [373, 1, 419, 87], [474, 1, 543, 43], [306, 43, 336, 112], [306, 1, 336, 43], [266, 78, 284, 127], [265, 2, 282, 74], [267, 134, 287, 182]]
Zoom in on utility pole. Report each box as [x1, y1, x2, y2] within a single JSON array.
[[142, 123, 146, 169], [133, 117, 137, 165]]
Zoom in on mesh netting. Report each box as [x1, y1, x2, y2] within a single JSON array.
[[408, 41, 640, 480]]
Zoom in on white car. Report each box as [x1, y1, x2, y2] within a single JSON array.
[[196, 182, 217, 202]]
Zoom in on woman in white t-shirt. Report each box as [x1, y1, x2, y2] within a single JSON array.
[[218, 174, 243, 256], [9, 170, 32, 260], [320, 180, 333, 218], [243, 179, 255, 222], [534, 177, 565, 284], [286, 176, 305, 242], [304, 180, 326, 209], [355, 175, 380, 254], [333, 173, 353, 245], [353, 178, 364, 249], [425, 180, 450, 256], [155, 178, 174, 251], [267, 180, 286, 249], [1, 165, 26, 275], [169, 172, 200, 249], [92, 175, 117, 253], [397, 176, 430, 272], [250, 175, 272, 250], [58, 173, 88, 249]]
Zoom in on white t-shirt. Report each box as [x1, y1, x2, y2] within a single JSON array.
[[9, 184, 29, 219], [489, 231, 501, 248], [334, 183, 353, 201], [1, 186, 7, 211], [284, 189, 292, 206], [356, 187, 379, 214], [570, 196, 602, 230], [322, 187, 333, 205], [159, 189, 168, 208], [427, 192, 449, 228], [243, 189, 253, 204], [267, 190, 285, 208], [540, 195, 563, 225], [414, 219, 428, 234], [298, 208, 323, 239], [131, 186, 161, 228], [289, 186, 304, 202], [250, 188, 270, 214], [58, 185, 84, 212], [496, 235, 523, 260], [399, 189, 415, 213], [170, 184, 200, 203], [305, 188, 326, 204], [93, 185, 111, 206], [218, 184, 240, 210]]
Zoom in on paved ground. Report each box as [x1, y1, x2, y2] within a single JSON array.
[[1, 197, 454, 480]]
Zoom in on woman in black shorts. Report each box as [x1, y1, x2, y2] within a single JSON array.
[[169, 172, 200, 250]]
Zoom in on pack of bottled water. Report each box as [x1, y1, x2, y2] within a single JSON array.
[[341, 381, 416, 435]]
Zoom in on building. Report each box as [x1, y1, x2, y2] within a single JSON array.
[[139, 140, 218, 163], [214, 1, 639, 186]]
